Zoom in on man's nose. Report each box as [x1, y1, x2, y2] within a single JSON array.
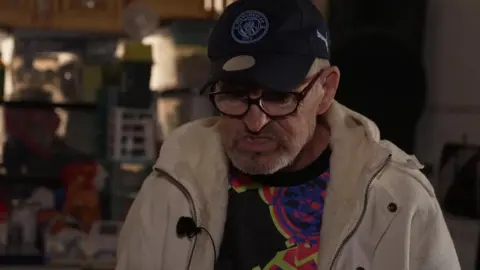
[[243, 104, 270, 132]]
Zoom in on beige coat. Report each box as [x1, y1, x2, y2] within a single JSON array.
[[116, 101, 460, 270]]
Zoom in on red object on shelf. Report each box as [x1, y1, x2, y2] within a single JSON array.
[[61, 161, 97, 190], [60, 161, 101, 233]]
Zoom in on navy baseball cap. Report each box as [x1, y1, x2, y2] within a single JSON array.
[[200, 0, 330, 93]]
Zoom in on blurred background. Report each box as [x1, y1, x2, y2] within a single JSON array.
[[0, 0, 477, 269]]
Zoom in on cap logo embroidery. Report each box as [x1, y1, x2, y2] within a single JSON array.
[[231, 10, 269, 44], [316, 29, 329, 52]]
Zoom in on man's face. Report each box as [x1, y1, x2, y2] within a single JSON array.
[[217, 69, 338, 175]]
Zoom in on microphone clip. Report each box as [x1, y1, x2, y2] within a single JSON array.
[[176, 216, 201, 238]]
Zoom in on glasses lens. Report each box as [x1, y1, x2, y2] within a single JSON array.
[[260, 92, 298, 116], [213, 93, 248, 116], [211, 80, 301, 117]]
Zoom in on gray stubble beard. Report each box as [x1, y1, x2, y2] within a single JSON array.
[[228, 118, 317, 175]]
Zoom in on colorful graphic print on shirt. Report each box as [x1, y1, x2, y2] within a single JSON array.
[[229, 171, 329, 270]]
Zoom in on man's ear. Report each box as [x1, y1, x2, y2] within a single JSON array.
[[317, 66, 340, 115]]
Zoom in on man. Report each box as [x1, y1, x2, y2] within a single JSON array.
[[3, 87, 92, 178], [116, 0, 460, 269]]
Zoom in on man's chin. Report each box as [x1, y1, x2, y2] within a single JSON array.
[[232, 149, 276, 162], [228, 151, 292, 175], [237, 145, 279, 155]]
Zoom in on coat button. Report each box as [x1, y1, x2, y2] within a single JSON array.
[[387, 202, 398, 212]]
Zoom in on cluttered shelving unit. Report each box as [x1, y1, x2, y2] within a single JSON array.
[[0, 0, 219, 268], [0, 41, 158, 269], [0, 0, 215, 33]]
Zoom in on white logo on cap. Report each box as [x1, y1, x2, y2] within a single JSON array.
[[231, 10, 269, 44], [316, 29, 329, 52]]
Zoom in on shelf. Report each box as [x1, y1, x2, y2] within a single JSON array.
[[0, 101, 97, 111], [0, 255, 43, 267], [0, 1, 35, 29], [0, 0, 214, 33], [49, 0, 122, 33], [0, 174, 62, 189], [0, 267, 80, 270]]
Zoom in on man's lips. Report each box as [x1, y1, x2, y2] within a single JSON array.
[[236, 136, 276, 152]]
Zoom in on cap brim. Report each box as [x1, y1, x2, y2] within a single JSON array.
[[199, 54, 314, 93]]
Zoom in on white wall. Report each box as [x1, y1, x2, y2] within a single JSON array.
[[417, 1, 480, 268], [416, 0, 480, 172], [312, 0, 480, 167]]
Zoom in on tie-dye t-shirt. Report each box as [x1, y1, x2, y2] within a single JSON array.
[[215, 147, 331, 270]]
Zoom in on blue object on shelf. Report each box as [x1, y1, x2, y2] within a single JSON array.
[[54, 188, 66, 210]]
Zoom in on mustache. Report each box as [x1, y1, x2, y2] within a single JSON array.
[[232, 133, 276, 150], [236, 125, 277, 141]]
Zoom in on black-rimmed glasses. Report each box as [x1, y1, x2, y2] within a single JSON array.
[[209, 72, 322, 119]]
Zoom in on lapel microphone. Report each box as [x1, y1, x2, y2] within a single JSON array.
[[176, 216, 217, 268], [176, 216, 201, 238]]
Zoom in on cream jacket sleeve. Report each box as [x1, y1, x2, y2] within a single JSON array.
[[116, 174, 168, 270], [116, 172, 193, 270], [409, 195, 460, 269]]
